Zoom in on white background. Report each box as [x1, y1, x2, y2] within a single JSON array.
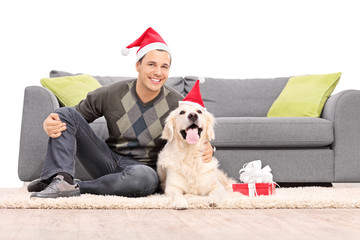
[[1, 0, 359, 187]]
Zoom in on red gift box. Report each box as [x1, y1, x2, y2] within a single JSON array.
[[232, 183, 276, 196]]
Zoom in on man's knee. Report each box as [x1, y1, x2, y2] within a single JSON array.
[[55, 107, 81, 123], [56, 107, 77, 116], [122, 165, 159, 196]]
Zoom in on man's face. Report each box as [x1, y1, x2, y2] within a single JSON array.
[[136, 50, 171, 98]]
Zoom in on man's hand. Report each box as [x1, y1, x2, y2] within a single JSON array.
[[201, 141, 213, 163], [43, 113, 67, 138]]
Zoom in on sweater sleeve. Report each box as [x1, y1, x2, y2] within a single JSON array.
[[74, 86, 108, 123]]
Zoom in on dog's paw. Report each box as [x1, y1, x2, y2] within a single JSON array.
[[208, 202, 218, 208], [208, 187, 228, 207], [173, 196, 189, 210]]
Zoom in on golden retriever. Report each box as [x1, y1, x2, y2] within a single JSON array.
[[157, 103, 236, 209]]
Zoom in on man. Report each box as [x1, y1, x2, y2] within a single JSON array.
[[29, 27, 213, 198]]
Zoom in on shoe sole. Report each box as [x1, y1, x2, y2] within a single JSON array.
[[30, 189, 81, 199], [28, 178, 81, 193]]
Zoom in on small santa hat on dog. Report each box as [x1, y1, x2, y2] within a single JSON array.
[[179, 79, 205, 109], [121, 27, 171, 62]]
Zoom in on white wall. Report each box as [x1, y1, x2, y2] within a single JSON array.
[[1, 0, 359, 187]]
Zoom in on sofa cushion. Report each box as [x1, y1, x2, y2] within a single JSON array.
[[89, 117, 108, 141], [212, 117, 333, 147], [40, 74, 102, 107], [50, 70, 185, 95], [185, 76, 289, 117], [267, 72, 341, 117]]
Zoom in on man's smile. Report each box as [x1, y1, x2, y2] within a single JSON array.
[[150, 77, 162, 84]]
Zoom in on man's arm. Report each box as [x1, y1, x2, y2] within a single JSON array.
[[43, 86, 108, 138], [74, 86, 107, 123]]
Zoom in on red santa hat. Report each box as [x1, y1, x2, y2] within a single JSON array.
[[179, 79, 206, 109], [121, 27, 171, 62]]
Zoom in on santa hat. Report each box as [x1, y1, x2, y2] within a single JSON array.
[[121, 27, 171, 62], [179, 79, 206, 109]]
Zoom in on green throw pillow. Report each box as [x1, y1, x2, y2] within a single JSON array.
[[267, 72, 342, 117], [40, 74, 102, 107]]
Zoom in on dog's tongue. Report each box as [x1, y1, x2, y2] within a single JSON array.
[[186, 128, 199, 144]]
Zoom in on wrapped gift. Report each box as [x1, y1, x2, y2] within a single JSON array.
[[232, 183, 276, 196], [234, 160, 276, 197]]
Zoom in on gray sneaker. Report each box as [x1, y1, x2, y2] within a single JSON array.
[[27, 179, 48, 193], [30, 175, 80, 198], [28, 178, 81, 193]]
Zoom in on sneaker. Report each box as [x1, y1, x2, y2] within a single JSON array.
[[27, 178, 48, 193], [27, 178, 81, 193], [30, 175, 80, 198]]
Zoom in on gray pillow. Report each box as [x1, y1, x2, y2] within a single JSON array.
[[184, 76, 289, 117]]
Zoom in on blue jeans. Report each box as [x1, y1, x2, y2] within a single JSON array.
[[40, 107, 159, 197]]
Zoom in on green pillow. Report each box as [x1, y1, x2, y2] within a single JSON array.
[[267, 72, 341, 117], [40, 74, 102, 107]]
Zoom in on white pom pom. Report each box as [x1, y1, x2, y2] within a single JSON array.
[[199, 77, 206, 83], [121, 47, 130, 56]]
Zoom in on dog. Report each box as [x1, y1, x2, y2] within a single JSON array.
[[157, 103, 236, 209]]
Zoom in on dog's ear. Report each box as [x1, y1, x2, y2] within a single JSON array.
[[205, 111, 215, 141], [162, 112, 175, 142]]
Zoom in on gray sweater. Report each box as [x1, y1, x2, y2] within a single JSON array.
[[75, 79, 183, 167]]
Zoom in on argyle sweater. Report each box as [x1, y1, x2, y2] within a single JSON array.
[[75, 80, 183, 168]]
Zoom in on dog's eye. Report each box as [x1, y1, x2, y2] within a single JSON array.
[[179, 110, 185, 115], [197, 110, 202, 114]]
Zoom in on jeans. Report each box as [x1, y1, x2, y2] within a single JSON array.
[[40, 107, 159, 197]]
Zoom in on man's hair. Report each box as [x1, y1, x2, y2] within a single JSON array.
[[137, 49, 171, 65]]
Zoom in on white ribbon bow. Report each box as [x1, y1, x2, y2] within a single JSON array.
[[239, 160, 273, 184]]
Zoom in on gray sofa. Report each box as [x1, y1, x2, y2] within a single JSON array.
[[18, 71, 360, 183]]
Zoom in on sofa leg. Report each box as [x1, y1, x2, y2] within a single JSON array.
[[332, 182, 360, 188]]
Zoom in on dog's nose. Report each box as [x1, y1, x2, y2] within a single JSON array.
[[188, 112, 198, 121]]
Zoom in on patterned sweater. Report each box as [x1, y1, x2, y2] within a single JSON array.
[[75, 79, 183, 167]]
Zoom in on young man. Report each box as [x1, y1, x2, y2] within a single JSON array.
[[29, 27, 213, 198]]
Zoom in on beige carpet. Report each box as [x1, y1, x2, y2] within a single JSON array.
[[1, 186, 360, 209]]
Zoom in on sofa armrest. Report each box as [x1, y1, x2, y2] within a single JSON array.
[[18, 86, 60, 181], [322, 90, 360, 182]]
